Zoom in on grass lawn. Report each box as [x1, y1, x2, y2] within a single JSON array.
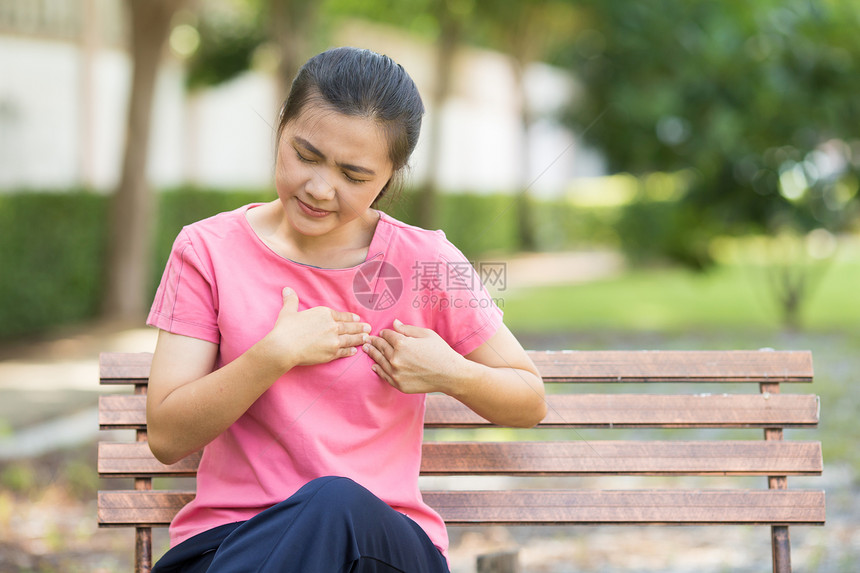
[[500, 259, 860, 333]]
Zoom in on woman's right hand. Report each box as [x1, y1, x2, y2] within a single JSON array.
[[257, 287, 371, 372], [147, 286, 370, 465]]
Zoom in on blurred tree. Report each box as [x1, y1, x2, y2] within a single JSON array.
[[101, 0, 317, 323], [559, 0, 860, 326], [471, 0, 585, 250], [270, 0, 321, 101], [415, 0, 470, 230], [185, 0, 318, 98], [184, 0, 268, 90], [561, 0, 860, 267], [323, 0, 472, 230], [104, 0, 188, 322]]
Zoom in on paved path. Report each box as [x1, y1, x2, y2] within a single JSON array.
[[0, 323, 157, 459], [487, 249, 623, 291]]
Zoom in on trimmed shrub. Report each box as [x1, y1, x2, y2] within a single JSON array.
[[0, 188, 594, 339], [0, 191, 108, 338]]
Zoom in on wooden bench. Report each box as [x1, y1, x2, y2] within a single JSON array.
[[97, 350, 825, 573]]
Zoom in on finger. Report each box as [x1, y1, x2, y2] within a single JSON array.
[[372, 333, 401, 359], [331, 309, 363, 323], [337, 321, 372, 335], [337, 346, 358, 359], [340, 333, 369, 348], [379, 328, 405, 348], [281, 287, 299, 314], [364, 336, 393, 364], [392, 318, 427, 337], [363, 342, 392, 380], [371, 363, 394, 385]]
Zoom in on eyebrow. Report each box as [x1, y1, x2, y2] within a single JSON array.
[[293, 137, 377, 177]]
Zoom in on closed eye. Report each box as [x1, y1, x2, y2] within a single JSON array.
[[295, 149, 316, 164], [297, 151, 365, 183], [343, 172, 367, 184]]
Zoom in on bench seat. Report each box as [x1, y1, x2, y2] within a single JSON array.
[[97, 350, 825, 573]]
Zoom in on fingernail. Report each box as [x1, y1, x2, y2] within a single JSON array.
[[362, 334, 369, 343], [363, 324, 371, 333], [362, 343, 370, 352], [353, 313, 361, 321], [283, 287, 293, 295], [393, 318, 402, 327]]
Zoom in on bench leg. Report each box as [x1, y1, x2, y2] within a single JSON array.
[[771, 525, 791, 573], [136, 526, 153, 573], [477, 550, 520, 573]]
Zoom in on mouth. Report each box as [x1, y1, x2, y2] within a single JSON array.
[[296, 198, 332, 218]]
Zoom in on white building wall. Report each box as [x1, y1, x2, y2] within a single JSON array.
[[148, 58, 186, 188], [0, 36, 80, 188], [0, 34, 188, 191], [185, 72, 279, 189], [88, 46, 129, 190], [0, 13, 604, 196]]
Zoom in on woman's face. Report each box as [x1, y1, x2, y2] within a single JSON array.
[[275, 103, 394, 240]]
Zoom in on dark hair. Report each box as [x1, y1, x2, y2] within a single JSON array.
[[277, 47, 425, 200]]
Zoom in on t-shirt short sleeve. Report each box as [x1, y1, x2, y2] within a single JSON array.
[[147, 229, 221, 344], [429, 233, 504, 356]]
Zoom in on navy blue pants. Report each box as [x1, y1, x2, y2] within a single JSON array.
[[151, 476, 450, 573]]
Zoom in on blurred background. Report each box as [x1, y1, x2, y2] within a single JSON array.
[[0, 0, 858, 571]]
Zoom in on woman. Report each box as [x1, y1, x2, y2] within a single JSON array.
[[147, 47, 545, 572]]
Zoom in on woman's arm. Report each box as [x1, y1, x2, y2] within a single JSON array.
[[364, 321, 546, 428], [146, 287, 370, 465]]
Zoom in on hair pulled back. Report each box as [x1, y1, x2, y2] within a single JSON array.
[[278, 47, 425, 197]]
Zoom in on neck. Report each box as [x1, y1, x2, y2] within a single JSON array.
[[275, 206, 380, 268]]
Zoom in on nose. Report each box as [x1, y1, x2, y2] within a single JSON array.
[[305, 168, 335, 202]]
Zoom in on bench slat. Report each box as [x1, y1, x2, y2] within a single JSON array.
[[529, 350, 813, 382], [424, 490, 826, 526], [99, 395, 146, 429], [98, 490, 825, 527], [100, 350, 814, 385], [98, 441, 823, 478], [427, 393, 819, 428], [99, 491, 195, 527], [99, 352, 153, 384], [420, 441, 823, 476], [99, 393, 820, 430], [99, 443, 201, 476]]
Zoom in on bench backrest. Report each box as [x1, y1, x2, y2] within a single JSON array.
[[97, 350, 824, 573]]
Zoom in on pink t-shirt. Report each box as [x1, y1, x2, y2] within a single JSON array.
[[147, 204, 504, 556]]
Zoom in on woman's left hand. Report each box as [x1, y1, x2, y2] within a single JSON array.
[[363, 319, 466, 394]]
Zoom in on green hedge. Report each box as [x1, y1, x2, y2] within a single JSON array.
[[383, 190, 611, 258], [0, 187, 596, 340], [615, 198, 718, 270], [0, 191, 108, 340]]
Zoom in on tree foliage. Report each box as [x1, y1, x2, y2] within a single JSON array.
[[560, 0, 860, 267], [185, 1, 267, 90]]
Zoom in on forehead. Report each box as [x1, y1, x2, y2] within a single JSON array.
[[284, 103, 392, 167]]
